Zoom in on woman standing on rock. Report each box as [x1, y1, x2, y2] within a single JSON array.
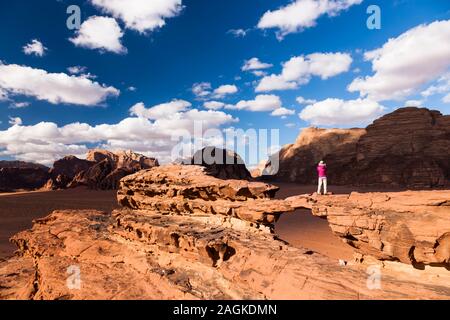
[[317, 161, 327, 195]]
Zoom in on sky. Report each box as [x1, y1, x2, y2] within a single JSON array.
[[0, 0, 449, 166]]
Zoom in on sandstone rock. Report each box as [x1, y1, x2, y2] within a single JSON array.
[[2, 208, 449, 299], [268, 107, 450, 188], [0, 164, 50, 192], [45, 156, 95, 190], [1, 164, 449, 300], [69, 150, 159, 190], [190, 147, 251, 180], [118, 165, 282, 225], [300, 190, 450, 267]]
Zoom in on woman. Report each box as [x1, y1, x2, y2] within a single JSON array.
[[317, 160, 327, 195]]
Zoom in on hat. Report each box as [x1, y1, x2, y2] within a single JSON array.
[[319, 160, 325, 165]]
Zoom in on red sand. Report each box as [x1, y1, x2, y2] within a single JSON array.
[[0, 188, 118, 259]]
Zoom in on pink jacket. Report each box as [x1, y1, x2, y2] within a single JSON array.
[[317, 164, 327, 178]]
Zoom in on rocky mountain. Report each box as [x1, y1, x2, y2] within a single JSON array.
[[0, 161, 50, 192], [49, 150, 159, 190], [1, 164, 449, 299], [266, 107, 450, 188]]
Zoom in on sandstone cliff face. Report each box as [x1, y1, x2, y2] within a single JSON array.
[[270, 127, 365, 183], [1, 165, 449, 300], [0, 162, 50, 192], [269, 107, 450, 188]]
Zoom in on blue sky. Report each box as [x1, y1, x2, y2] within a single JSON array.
[[0, 0, 449, 166]]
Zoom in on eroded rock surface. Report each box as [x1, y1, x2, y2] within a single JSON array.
[[0, 161, 50, 192], [288, 191, 450, 267], [1, 165, 449, 300]]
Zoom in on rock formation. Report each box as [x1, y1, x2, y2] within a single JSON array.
[[288, 191, 450, 268], [1, 165, 449, 300], [45, 150, 159, 190], [0, 161, 50, 192], [267, 107, 450, 188], [190, 147, 251, 180]]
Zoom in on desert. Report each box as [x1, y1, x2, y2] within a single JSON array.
[[1, 1, 450, 305]]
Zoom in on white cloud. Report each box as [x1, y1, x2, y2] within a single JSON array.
[[8, 117, 22, 126], [299, 98, 385, 126], [90, 0, 183, 33], [404, 100, 424, 107], [0, 101, 237, 165], [271, 107, 295, 117], [130, 99, 191, 120], [0, 62, 119, 106], [204, 101, 225, 110], [296, 96, 317, 104], [348, 20, 450, 101], [213, 84, 238, 98], [421, 73, 450, 100], [192, 82, 212, 98], [242, 58, 273, 71], [285, 123, 297, 128], [226, 94, 284, 113], [70, 16, 127, 54], [23, 39, 47, 57], [443, 93, 450, 103], [257, 0, 363, 39], [228, 29, 247, 37], [256, 52, 352, 92], [10, 102, 30, 109], [252, 70, 268, 77], [67, 66, 87, 75]]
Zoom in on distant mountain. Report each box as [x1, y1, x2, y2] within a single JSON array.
[[265, 107, 450, 188]]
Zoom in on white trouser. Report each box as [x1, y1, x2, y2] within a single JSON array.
[[317, 177, 327, 195]]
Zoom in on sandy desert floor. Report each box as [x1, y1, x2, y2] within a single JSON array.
[[0, 183, 403, 262], [0, 188, 118, 259]]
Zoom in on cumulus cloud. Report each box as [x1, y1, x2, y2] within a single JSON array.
[[193, 83, 238, 99], [129, 99, 191, 119], [23, 39, 47, 57], [0, 100, 237, 165], [192, 82, 212, 98], [296, 96, 317, 104], [8, 117, 22, 126], [257, 0, 363, 39], [256, 52, 352, 92], [443, 93, 450, 103], [299, 98, 385, 126], [90, 0, 183, 33], [70, 16, 127, 54], [204, 101, 225, 110], [0, 62, 119, 106], [213, 84, 238, 98], [226, 94, 292, 117], [270, 107, 295, 117], [67, 66, 88, 75], [348, 20, 450, 101], [242, 58, 273, 71]]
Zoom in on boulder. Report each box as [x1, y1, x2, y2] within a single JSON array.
[[190, 147, 251, 180]]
